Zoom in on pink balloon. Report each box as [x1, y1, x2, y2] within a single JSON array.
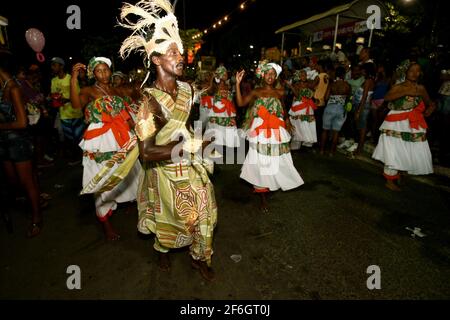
[[25, 28, 45, 53]]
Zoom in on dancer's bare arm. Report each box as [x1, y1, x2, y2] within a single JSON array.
[[235, 70, 256, 107]]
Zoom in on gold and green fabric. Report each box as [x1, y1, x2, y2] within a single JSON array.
[[136, 81, 217, 266]]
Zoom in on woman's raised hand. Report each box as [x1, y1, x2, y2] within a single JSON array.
[[72, 63, 86, 79], [236, 70, 245, 85]]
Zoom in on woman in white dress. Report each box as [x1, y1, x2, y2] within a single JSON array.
[[372, 63, 435, 191], [287, 69, 318, 150], [71, 57, 141, 240], [236, 62, 304, 213], [205, 66, 240, 152]]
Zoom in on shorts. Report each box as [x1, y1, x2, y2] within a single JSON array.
[[438, 95, 450, 115], [323, 103, 346, 131], [0, 131, 34, 162], [371, 99, 384, 110], [356, 103, 371, 130], [61, 117, 86, 142]]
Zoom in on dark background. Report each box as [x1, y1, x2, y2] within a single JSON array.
[[2, 0, 447, 71]]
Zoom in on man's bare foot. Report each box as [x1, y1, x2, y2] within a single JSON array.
[[191, 259, 215, 282], [102, 220, 120, 241], [385, 180, 401, 191], [158, 252, 171, 272]]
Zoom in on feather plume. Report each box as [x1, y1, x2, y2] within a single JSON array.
[[118, 0, 183, 62]]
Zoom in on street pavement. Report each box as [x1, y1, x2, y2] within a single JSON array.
[[1, 146, 449, 300]]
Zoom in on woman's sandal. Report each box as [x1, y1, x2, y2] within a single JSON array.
[[40, 199, 49, 209], [39, 193, 51, 209], [27, 222, 42, 238], [40, 193, 52, 201], [260, 206, 270, 214]]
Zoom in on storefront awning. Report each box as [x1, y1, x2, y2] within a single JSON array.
[[275, 0, 388, 63], [275, 0, 387, 35]]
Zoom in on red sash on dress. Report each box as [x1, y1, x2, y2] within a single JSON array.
[[83, 109, 131, 147], [249, 106, 286, 141], [385, 101, 427, 130]]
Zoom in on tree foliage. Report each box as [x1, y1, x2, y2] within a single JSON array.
[[179, 28, 202, 51], [379, 1, 423, 34]]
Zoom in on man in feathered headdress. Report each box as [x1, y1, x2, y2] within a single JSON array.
[[119, 0, 217, 281]]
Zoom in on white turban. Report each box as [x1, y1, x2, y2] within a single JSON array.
[[266, 63, 282, 78]]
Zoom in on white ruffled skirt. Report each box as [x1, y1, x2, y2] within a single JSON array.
[[205, 123, 240, 148], [289, 102, 317, 144], [372, 110, 433, 175], [240, 117, 304, 191], [80, 123, 141, 218]]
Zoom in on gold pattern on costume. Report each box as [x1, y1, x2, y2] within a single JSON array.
[[135, 96, 157, 141], [136, 115, 156, 141]]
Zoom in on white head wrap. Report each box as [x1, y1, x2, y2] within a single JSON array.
[[266, 63, 282, 78], [87, 57, 113, 79], [94, 57, 112, 67]]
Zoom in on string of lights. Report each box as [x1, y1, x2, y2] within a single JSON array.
[[191, 0, 255, 40]]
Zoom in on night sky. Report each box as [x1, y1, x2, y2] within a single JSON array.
[[3, 0, 445, 71], [3, 0, 348, 67]]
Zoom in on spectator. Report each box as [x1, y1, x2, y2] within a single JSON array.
[[50, 57, 85, 165], [320, 66, 351, 156], [112, 71, 128, 88], [353, 62, 376, 156], [0, 50, 43, 238]]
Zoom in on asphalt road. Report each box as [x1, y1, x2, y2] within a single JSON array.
[[1, 147, 449, 300]]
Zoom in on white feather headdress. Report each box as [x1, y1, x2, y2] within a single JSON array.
[[118, 0, 184, 64]]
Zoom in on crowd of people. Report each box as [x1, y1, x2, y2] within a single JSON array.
[[1, 0, 448, 283]]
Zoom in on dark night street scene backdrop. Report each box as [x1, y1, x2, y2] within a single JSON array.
[[0, 0, 449, 309]]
